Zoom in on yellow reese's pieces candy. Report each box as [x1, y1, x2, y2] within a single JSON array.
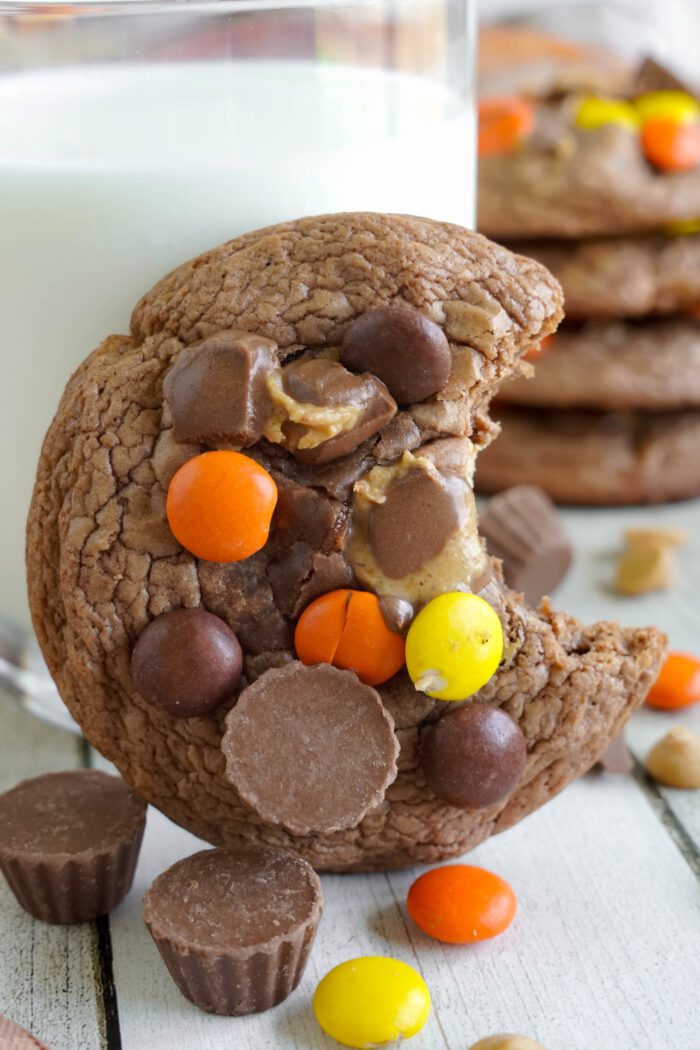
[[313, 956, 431, 1047], [405, 592, 504, 701]]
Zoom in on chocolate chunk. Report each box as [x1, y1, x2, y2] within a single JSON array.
[[270, 476, 349, 554], [379, 596, 415, 635], [0, 771, 146, 924], [279, 358, 396, 465], [268, 545, 353, 618], [634, 56, 696, 96], [143, 845, 322, 1016], [341, 306, 452, 404], [164, 329, 278, 446], [369, 466, 467, 579], [421, 703, 527, 809], [222, 662, 399, 835], [373, 412, 422, 463], [131, 607, 243, 717], [479, 485, 572, 606]]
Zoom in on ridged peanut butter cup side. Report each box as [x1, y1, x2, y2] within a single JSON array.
[[0, 770, 147, 924], [143, 846, 323, 1016]]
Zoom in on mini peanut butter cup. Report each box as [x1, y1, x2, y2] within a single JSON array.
[[0, 770, 146, 924], [143, 846, 323, 1016]]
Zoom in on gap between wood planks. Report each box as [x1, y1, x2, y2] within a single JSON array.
[[631, 756, 700, 880], [81, 737, 123, 1050]]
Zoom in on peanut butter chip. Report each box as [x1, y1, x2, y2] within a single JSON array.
[[469, 1037, 548, 1050], [645, 726, 700, 788], [614, 526, 687, 595]]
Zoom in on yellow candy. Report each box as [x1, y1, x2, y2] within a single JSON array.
[[313, 956, 431, 1048], [405, 592, 503, 701], [663, 217, 700, 235], [575, 97, 640, 131], [635, 91, 700, 125]]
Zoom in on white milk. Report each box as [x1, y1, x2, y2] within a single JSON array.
[[0, 59, 474, 629]]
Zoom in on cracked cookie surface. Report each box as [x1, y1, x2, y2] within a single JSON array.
[[27, 212, 664, 870]]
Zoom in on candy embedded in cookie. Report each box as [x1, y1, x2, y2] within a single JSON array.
[[267, 357, 396, 465], [131, 608, 243, 717], [420, 703, 527, 809], [221, 662, 399, 835], [164, 329, 278, 446], [341, 305, 451, 404], [166, 450, 277, 562]]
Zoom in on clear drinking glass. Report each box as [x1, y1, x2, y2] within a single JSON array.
[[0, 0, 475, 729]]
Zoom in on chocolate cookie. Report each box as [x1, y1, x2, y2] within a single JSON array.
[[27, 212, 664, 872], [478, 85, 700, 240], [478, 407, 700, 505], [500, 319, 700, 412], [510, 234, 700, 320]]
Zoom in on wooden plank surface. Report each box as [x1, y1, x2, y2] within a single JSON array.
[[106, 770, 700, 1050], [0, 692, 104, 1050]]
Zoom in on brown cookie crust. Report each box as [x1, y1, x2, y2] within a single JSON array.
[[28, 213, 664, 871], [510, 235, 700, 321], [478, 407, 700, 506], [500, 319, 700, 412], [479, 118, 700, 241]]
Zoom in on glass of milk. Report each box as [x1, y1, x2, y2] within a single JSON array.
[[0, 0, 476, 728]]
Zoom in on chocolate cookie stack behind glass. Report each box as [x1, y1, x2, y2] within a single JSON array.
[[477, 59, 700, 504]]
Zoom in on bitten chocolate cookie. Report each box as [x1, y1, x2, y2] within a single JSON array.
[[477, 407, 700, 505], [509, 234, 700, 320], [478, 76, 700, 239], [27, 212, 664, 872], [499, 319, 700, 412]]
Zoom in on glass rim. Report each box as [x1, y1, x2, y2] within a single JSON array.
[[0, 0, 396, 15]]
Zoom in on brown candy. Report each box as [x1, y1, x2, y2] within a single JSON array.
[[143, 845, 322, 1016], [479, 485, 572, 606], [0, 771, 146, 924], [222, 662, 399, 835], [164, 329, 278, 446], [341, 305, 452, 405], [368, 465, 467, 579], [131, 607, 242, 718], [379, 595, 415, 635], [279, 358, 396, 464], [421, 703, 527, 809]]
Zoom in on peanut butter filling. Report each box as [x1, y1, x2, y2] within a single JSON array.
[[348, 450, 490, 611], [263, 370, 363, 451]]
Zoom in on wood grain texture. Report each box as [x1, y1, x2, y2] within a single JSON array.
[[0, 693, 104, 1050], [100, 774, 700, 1050], [556, 503, 700, 853]]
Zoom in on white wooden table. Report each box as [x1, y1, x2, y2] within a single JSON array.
[[1, 504, 699, 1050]]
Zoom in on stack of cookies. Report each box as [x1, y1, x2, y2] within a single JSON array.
[[477, 60, 700, 504]]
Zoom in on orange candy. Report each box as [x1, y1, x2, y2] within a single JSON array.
[[641, 118, 700, 173], [523, 334, 553, 363], [166, 450, 277, 563], [294, 589, 405, 687], [646, 652, 700, 710], [478, 96, 535, 158], [407, 864, 517, 945]]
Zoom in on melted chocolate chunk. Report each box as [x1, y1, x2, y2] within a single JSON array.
[[379, 596, 415, 635], [368, 467, 467, 579], [222, 662, 399, 835], [164, 329, 278, 446], [421, 703, 527, 809], [131, 608, 243, 717], [341, 305, 451, 405], [280, 358, 396, 465]]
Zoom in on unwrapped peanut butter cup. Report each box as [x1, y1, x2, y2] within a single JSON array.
[[143, 845, 323, 1016], [479, 485, 572, 605], [0, 770, 146, 924]]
